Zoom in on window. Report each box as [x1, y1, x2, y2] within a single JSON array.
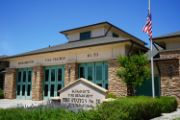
[[58, 69, 62, 81], [28, 71, 32, 82], [23, 71, 26, 82], [78, 62, 108, 89], [51, 69, 55, 81], [95, 65, 103, 81], [79, 67, 85, 78], [44, 66, 64, 99], [112, 33, 119, 38], [80, 31, 91, 40], [18, 71, 21, 82], [45, 70, 49, 81], [87, 66, 93, 81]]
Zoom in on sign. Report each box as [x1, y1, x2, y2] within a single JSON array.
[[59, 78, 107, 110], [9, 44, 125, 68]]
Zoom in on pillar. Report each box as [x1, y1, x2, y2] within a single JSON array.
[[32, 66, 44, 101], [4, 68, 16, 99], [108, 59, 127, 96], [64, 63, 78, 86]]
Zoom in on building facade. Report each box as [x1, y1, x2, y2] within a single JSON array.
[[2, 22, 148, 100], [154, 31, 180, 106]]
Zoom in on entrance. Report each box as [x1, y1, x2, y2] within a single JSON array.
[[16, 68, 32, 100], [136, 76, 160, 96], [43, 66, 64, 99], [78, 62, 108, 89]]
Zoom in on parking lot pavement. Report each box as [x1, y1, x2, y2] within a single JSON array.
[[0, 99, 47, 109]]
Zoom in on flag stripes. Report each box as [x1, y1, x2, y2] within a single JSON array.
[[143, 13, 152, 39]]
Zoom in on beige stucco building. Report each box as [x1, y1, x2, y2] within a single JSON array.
[[0, 22, 148, 100], [0, 22, 179, 106]]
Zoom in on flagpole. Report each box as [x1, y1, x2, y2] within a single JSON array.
[[149, 0, 155, 98]]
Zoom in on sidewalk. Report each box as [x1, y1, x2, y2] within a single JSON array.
[[0, 99, 47, 108], [151, 109, 180, 120]]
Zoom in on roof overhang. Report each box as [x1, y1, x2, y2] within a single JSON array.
[[60, 21, 147, 46]]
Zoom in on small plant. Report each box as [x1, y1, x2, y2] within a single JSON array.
[[0, 88, 4, 99], [117, 53, 150, 96]]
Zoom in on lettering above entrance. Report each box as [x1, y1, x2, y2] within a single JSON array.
[[59, 78, 107, 110], [10, 46, 124, 68]]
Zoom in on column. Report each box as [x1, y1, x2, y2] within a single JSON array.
[[108, 59, 127, 96], [64, 63, 78, 86], [4, 68, 16, 99], [32, 66, 44, 101]]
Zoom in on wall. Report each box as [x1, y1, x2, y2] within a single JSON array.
[[67, 28, 106, 42], [108, 59, 127, 96], [165, 37, 180, 50], [8, 43, 126, 68], [158, 50, 180, 107]]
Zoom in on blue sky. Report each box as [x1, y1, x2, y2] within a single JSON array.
[[0, 0, 179, 56]]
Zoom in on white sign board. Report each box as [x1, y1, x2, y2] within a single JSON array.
[[59, 78, 107, 110]]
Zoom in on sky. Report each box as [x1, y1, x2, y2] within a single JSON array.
[[0, 0, 180, 56]]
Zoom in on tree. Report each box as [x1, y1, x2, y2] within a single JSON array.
[[117, 54, 150, 96]]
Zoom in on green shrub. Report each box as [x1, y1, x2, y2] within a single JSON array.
[[157, 96, 178, 113], [0, 89, 4, 99], [98, 96, 162, 120]]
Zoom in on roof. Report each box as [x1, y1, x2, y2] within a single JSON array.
[[60, 21, 147, 45], [58, 78, 107, 94], [154, 57, 179, 61], [5, 36, 139, 59], [153, 31, 180, 40], [0, 55, 8, 59], [4, 22, 149, 59]]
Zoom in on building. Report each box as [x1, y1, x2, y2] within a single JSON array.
[[153, 31, 180, 106], [0, 56, 9, 91], [1, 22, 148, 100]]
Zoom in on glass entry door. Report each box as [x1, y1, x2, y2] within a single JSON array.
[[44, 66, 64, 99], [16, 68, 32, 100], [78, 62, 108, 89]]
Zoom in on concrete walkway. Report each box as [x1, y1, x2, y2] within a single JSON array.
[[151, 109, 180, 120], [0, 99, 47, 108]]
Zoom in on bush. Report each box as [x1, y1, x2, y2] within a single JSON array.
[[0, 89, 4, 99], [98, 96, 162, 120], [157, 96, 178, 113]]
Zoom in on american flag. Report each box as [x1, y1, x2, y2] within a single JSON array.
[[143, 13, 152, 39]]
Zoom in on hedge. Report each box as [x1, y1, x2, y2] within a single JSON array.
[[0, 96, 177, 120], [97, 96, 177, 120], [0, 89, 4, 99]]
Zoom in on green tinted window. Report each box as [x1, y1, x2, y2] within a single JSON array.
[[80, 31, 91, 40], [96, 65, 102, 81], [87, 66, 93, 81]]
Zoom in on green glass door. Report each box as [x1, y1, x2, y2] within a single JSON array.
[[78, 62, 108, 89], [44, 66, 64, 100], [16, 68, 32, 100]]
